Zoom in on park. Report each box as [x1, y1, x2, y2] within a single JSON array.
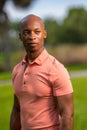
[[0, 0, 87, 130]]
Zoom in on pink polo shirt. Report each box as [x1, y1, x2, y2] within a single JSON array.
[[12, 49, 73, 130]]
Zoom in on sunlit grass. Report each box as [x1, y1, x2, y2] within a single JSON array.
[[0, 72, 12, 80], [72, 77, 87, 130], [66, 64, 87, 71], [0, 85, 13, 130]]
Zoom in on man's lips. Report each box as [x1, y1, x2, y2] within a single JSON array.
[[27, 42, 37, 47]]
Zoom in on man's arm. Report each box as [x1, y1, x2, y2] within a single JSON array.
[[10, 94, 21, 130], [57, 93, 74, 130]]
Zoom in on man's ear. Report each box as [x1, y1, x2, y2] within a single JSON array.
[[44, 30, 47, 39], [19, 33, 22, 41]]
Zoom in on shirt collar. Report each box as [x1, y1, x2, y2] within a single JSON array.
[[22, 48, 49, 65]]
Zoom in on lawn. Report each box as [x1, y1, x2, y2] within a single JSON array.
[[0, 77, 87, 130], [72, 77, 87, 130], [0, 85, 13, 130], [0, 72, 11, 80]]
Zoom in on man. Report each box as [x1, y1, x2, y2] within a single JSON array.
[[10, 14, 74, 130]]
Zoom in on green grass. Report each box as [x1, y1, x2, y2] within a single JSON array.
[[72, 77, 87, 130], [66, 64, 87, 71], [0, 85, 13, 130], [0, 72, 12, 80], [0, 77, 87, 130]]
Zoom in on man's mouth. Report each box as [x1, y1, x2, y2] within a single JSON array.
[[27, 42, 37, 47]]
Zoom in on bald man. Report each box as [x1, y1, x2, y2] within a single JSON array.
[[10, 14, 74, 130]]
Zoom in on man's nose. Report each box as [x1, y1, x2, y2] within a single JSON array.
[[29, 32, 36, 40]]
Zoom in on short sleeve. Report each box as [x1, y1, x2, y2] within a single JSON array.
[[12, 64, 20, 84], [49, 59, 73, 96]]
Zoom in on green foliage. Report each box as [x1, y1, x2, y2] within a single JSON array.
[[44, 18, 59, 45], [44, 7, 87, 45], [9, 21, 19, 31], [61, 7, 87, 43], [0, 53, 5, 65], [12, 0, 35, 8]]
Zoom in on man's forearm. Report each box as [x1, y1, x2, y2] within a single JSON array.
[[10, 108, 21, 130], [59, 115, 74, 130]]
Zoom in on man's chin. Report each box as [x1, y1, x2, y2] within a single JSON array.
[[27, 48, 37, 53]]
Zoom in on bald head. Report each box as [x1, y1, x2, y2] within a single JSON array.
[[19, 14, 45, 31]]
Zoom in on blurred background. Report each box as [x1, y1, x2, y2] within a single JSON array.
[[0, 0, 87, 130], [1, 0, 87, 72]]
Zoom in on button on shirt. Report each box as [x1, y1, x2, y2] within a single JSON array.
[[12, 49, 73, 130]]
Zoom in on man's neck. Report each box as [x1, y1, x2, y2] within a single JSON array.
[[27, 48, 44, 62]]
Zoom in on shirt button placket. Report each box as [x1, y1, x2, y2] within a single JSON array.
[[23, 65, 30, 85], [23, 74, 26, 85]]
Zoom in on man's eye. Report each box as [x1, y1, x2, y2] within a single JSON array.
[[35, 31, 40, 34], [23, 31, 28, 35]]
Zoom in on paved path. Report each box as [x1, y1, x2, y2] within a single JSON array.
[[69, 70, 87, 78], [0, 70, 87, 87], [0, 79, 12, 87]]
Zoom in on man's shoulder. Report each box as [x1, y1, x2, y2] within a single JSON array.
[[12, 61, 22, 74], [48, 53, 62, 67], [47, 53, 68, 74]]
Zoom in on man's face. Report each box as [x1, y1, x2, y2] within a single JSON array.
[[19, 17, 47, 53]]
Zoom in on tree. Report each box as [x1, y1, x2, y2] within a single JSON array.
[[44, 17, 60, 46], [61, 7, 87, 43], [0, 0, 35, 72]]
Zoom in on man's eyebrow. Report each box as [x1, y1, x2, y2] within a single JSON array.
[[35, 28, 40, 30]]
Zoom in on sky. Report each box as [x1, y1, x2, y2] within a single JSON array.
[[4, 0, 87, 21]]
